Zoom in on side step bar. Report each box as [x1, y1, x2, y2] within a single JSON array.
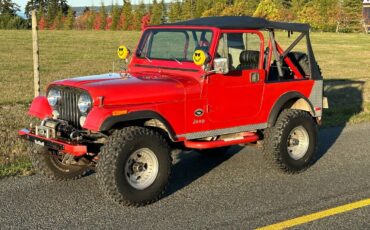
[[184, 132, 259, 150]]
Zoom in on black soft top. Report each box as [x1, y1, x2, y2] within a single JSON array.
[[165, 16, 310, 33]]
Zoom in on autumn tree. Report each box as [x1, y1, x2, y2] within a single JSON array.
[[87, 8, 96, 29], [121, 0, 133, 30], [50, 7, 63, 29], [298, 0, 340, 31], [168, 0, 182, 22], [133, 0, 146, 30], [253, 0, 283, 21], [202, 0, 228, 17], [150, 0, 163, 25], [110, 3, 120, 30], [337, 0, 363, 32], [221, 0, 260, 16], [98, 2, 107, 30], [64, 6, 74, 29]]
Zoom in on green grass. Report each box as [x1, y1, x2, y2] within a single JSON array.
[[0, 157, 34, 179], [0, 30, 369, 176]]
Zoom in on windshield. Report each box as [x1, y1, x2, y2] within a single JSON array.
[[136, 29, 213, 62]]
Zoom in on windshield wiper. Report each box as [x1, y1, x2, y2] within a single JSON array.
[[170, 55, 182, 65], [145, 55, 152, 63]]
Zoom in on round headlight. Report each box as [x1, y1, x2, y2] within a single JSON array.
[[47, 89, 61, 107], [78, 93, 92, 113]]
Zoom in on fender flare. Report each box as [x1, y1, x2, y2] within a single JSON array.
[[99, 110, 177, 140], [267, 92, 314, 127]]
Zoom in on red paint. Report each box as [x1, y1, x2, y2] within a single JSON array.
[[18, 129, 87, 156], [184, 132, 259, 149], [28, 96, 52, 119], [22, 25, 320, 153]]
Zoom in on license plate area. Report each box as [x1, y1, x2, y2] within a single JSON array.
[[35, 125, 56, 139]]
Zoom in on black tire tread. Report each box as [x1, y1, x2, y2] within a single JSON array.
[[96, 126, 172, 207], [263, 109, 318, 173], [30, 145, 90, 181]]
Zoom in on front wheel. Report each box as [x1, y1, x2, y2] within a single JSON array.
[[96, 127, 172, 206], [263, 109, 318, 173], [30, 145, 91, 180]]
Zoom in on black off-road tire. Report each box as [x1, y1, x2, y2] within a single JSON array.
[[263, 109, 318, 173], [30, 145, 90, 181], [288, 52, 310, 77], [96, 126, 172, 207], [198, 146, 231, 157]]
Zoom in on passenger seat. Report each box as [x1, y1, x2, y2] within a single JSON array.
[[237, 50, 260, 70]]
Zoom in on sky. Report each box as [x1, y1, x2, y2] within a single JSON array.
[[14, 0, 168, 12]]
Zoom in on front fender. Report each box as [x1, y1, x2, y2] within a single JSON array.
[[28, 96, 52, 119], [82, 107, 115, 131], [83, 107, 177, 140]]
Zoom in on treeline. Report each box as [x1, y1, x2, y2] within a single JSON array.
[[0, 0, 364, 32], [0, 0, 28, 29]]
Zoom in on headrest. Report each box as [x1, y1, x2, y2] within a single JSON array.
[[239, 50, 260, 65]]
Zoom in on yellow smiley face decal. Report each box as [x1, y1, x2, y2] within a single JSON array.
[[193, 49, 207, 66], [117, 45, 130, 60]]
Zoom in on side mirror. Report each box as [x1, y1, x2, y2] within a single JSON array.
[[214, 58, 229, 74]]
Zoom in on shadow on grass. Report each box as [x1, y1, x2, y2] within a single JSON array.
[[165, 145, 243, 198], [317, 79, 365, 159]]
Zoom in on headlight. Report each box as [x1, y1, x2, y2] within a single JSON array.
[[78, 93, 92, 113], [47, 89, 61, 107]]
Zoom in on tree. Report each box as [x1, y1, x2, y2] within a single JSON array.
[[298, 0, 340, 31], [253, 0, 284, 21], [46, 0, 59, 25], [181, 0, 195, 20], [221, 0, 260, 16], [110, 3, 120, 30], [337, 0, 363, 32], [160, 0, 166, 23], [141, 13, 150, 30], [150, 0, 162, 25], [99, 2, 107, 30], [202, 1, 228, 17], [133, 0, 146, 30], [50, 7, 63, 29], [121, 0, 133, 30], [168, 0, 182, 22], [0, 0, 20, 15], [25, 0, 68, 19], [87, 8, 96, 29], [64, 6, 74, 29]]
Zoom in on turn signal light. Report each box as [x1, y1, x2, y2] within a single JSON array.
[[112, 110, 128, 116]]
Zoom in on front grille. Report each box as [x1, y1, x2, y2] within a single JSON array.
[[54, 87, 81, 128]]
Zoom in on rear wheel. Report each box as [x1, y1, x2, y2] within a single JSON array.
[[96, 126, 172, 206], [263, 109, 318, 173], [30, 145, 91, 180]]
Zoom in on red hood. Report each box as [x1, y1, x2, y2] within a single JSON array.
[[50, 73, 198, 106]]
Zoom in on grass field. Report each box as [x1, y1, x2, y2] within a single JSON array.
[[0, 30, 369, 177]]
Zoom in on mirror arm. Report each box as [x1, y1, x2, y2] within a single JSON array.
[[201, 70, 216, 79]]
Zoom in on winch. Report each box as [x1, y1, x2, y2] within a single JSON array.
[[35, 119, 81, 140]]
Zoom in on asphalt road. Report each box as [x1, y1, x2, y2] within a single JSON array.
[[1, 123, 369, 229]]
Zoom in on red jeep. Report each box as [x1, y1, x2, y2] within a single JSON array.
[[20, 16, 326, 206]]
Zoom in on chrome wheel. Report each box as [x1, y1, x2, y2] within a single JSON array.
[[287, 126, 310, 160], [124, 148, 159, 190]]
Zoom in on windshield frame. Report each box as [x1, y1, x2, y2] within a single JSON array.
[[136, 28, 214, 63]]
